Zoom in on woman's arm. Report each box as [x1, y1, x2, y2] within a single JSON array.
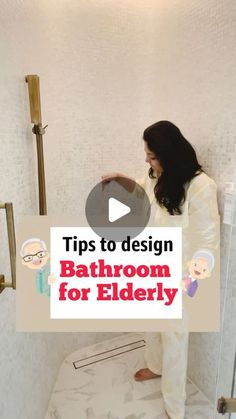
[[101, 172, 136, 193]]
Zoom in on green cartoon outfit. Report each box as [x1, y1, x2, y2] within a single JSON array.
[[35, 262, 51, 296]]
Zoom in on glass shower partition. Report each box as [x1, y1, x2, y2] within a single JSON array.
[[215, 171, 236, 418]]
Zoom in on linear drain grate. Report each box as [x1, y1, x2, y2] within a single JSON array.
[[73, 339, 146, 370]]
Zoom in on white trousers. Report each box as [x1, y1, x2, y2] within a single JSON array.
[[145, 332, 189, 419]]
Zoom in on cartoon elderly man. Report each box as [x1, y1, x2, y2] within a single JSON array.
[[182, 249, 215, 298], [21, 238, 55, 296]]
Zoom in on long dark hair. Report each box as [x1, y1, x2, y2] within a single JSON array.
[[143, 120, 202, 215]]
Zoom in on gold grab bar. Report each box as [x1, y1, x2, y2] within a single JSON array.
[[0, 203, 16, 293], [25, 74, 47, 215], [217, 397, 236, 414]]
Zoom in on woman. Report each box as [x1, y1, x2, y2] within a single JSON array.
[[102, 120, 219, 419]]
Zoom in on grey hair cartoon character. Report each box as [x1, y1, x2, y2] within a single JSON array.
[[182, 249, 215, 297], [21, 238, 56, 296]]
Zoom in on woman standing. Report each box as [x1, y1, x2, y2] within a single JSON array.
[[102, 120, 219, 419]]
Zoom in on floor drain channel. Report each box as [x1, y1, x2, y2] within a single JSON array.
[[73, 339, 146, 370]]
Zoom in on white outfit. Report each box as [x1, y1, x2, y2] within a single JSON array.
[[136, 172, 220, 419]]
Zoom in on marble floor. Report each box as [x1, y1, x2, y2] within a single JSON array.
[[45, 333, 214, 419]]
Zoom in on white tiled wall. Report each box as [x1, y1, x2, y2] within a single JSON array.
[[0, 1, 236, 418]]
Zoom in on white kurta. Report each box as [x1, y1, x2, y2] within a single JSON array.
[[135, 171, 220, 419], [136, 171, 219, 268]]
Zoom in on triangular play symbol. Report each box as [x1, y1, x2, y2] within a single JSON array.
[[108, 197, 131, 223]]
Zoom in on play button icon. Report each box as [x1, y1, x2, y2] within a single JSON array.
[[109, 198, 131, 222], [85, 177, 151, 242]]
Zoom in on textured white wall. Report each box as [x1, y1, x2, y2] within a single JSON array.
[[0, 0, 236, 418]]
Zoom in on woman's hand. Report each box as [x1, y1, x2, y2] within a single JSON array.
[[101, 172, 122, 184], [101, 173, 135, 193]]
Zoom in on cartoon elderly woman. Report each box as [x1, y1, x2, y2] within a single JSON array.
[[21, 238, 56, 296], [182, 249, 215, 297]]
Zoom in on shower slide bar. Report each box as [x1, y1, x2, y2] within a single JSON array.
[[1, 75, 47, 293], [0, 203, 16, 293], [25, 74, 47, 215]]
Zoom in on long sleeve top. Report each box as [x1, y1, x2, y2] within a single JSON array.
[[136, 171, 220, 274]]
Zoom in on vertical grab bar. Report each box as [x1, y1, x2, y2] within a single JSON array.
[[0, 203, 16, 293], [25, 74, 47, 215]]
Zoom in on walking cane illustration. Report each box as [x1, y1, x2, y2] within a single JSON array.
[[25, 75, 48, 215]]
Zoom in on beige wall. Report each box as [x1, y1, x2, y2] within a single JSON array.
[[0, 1, 236, 417]]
